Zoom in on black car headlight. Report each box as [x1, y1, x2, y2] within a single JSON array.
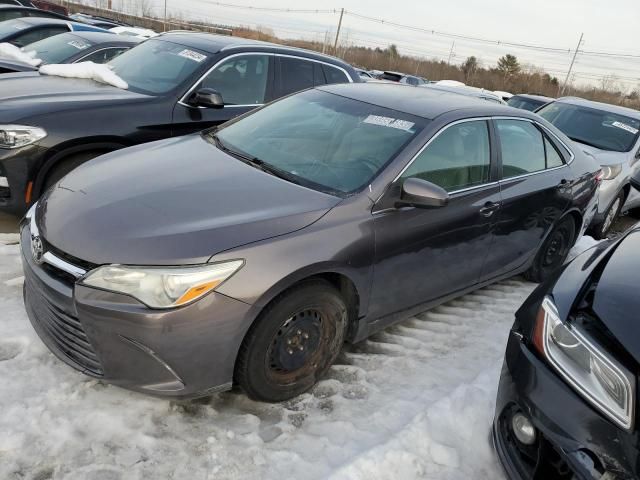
[[0, 125, 47, 149], [533, 297, 635, 429]]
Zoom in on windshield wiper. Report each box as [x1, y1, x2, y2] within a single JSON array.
[[210, 132, 302, 184]]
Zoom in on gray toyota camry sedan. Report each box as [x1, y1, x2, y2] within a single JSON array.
[[21, 83, 600, 402]]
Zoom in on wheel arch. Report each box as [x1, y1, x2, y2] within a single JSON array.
[[34, 137, 131, 197]]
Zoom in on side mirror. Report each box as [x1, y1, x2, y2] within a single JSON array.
[[190, 88, 224, 108], [397, 177, 449, 209]]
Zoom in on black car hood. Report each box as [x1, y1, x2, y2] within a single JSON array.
[[553, 229, 640, 363], [37, 134, 341, 266], [0, 73, 150, 120], [0, 58, 37, 73]]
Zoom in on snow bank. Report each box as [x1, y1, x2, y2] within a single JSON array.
[[0, 42, 41, 67], [39, 62, 128, 89]]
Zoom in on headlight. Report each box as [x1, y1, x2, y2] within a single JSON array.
[[600, 164, 622, 180], [534, 297, 635, 429], [0, 125, 47, 149], [81, 261, 244, 309]]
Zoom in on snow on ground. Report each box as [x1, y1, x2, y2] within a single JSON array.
[[0, 236, 595, 480]]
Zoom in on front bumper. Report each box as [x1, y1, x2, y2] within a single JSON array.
[[493, 331, 639, 479], [0, 145, 47, 216], [594, 178, 625, 223], [20, 225, 255, 399]]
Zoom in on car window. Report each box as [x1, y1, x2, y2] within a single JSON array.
[[323, 64, 349, 84], [12, 26, 67, 47], [507, 97, 545, 111], [214, 89, 427, 195], [0, 9, 23, 21], [23, 32, 93, 64], [80, 47, 128, 64], [313, 62, 326, 86], [199, 54, 270, 105], [545, 137, 564, 168], [497, 120, 546, 178], [0, 0, 23, 4], [401, 120, 491, 192], [278, 56, 314, 97]]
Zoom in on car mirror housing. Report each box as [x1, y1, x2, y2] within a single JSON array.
[[397, 177, 449, 209], [191, 88, 224, 109]]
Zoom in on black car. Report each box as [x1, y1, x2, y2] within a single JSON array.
[[23, 83, 599, 401], [0, 0, 68, 16], [69, 12, 130, 29], [0, 4, 68, 21], [508, 94, 554, 112], [378, 70, 427, 86], [0, 31, 140, 73], [0, 32, 359, 215], [0, 17, 107, 47], [493, 221, 640, 479]]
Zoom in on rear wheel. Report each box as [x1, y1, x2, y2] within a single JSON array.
[[235, 280, 347, 402], [43, 151, 105, 191], [592, 191, 624, 240], [525, 216, 575, 283]]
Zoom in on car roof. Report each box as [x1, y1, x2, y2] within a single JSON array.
[[555, 96, 640, 120], [9, 16, 70, 25], [318, 82, 523, 120], [64, 30, 140, 44], [513, 93, 554, 102], [156, 32, 354, 67], [425, 83, 500, 98]]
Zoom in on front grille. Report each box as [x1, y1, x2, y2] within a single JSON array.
[[27, 282, 103, 376]]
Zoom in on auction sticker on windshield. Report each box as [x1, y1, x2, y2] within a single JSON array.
[[178, 49, 207, 63], [68, 41, 90, 50], [363, 115, 415, 132], [612, 121, 639, 135]]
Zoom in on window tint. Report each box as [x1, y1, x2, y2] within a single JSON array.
[[313, 62, 326, 86], [0, 10, 23, 21], [497, 120, 546, 178], [24, 32, 93, 64], [200, 54, 269, 105], [507, 96, 546, 111], [545, 137, 564, 168], [323, 64, 349, 84], [402, 121, 491, 192], [80, 47, 128, 64], [278, 57, 314, 96], [12, 26, 67, 47]]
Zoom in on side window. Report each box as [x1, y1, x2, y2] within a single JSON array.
[[12, 26, 66, 47], [80, 47, 128, 64], [199, 54, 270, 106], [497, 120, 546, 179], [544, 137, 564, 168], [278, 56, 314, 97], [401, 120, 491, 192], [313, 63, 326, 86], [322, 64, 349, 84], [0, 10, 23, 20]]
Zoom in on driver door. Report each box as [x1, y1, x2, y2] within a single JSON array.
[[172, 53, 275, 136]]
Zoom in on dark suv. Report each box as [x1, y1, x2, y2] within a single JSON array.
[[0, 32, 359, 215]]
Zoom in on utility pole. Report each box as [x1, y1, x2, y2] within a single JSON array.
[[561, 32, 583, 95], [333, 8, 344, 54], [447, 41, 455, 65]]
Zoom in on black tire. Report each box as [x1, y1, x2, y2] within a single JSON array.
[[43, 151, 105, 190], [235, 280, 347, 402], [591, 191, 625, 240], [525, 216, 576, 283]]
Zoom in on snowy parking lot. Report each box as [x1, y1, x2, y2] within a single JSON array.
[[0, 232, 599, 480]]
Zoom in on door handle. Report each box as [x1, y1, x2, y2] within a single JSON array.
[[557, 179, 569, 190], [479, 202, 500, 217]]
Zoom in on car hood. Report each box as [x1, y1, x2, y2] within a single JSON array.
[[0, 58, 37, 73], [578, 144, 628, 167], [553, 229, 640, 363], [37, 134, 341, 266], [0, 72, 150, 120]]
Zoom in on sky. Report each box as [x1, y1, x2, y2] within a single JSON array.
[[131, 0, 640, 90]]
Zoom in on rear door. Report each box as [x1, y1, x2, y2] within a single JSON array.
[[480, 118, 572, 280], [172, 52, 275, 135], [369, 119, 502, 320]]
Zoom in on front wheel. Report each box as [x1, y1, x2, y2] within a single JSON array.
[[592, 191, 624, 240], [525, 216, 576, 283], [235, 280, 347, 402]]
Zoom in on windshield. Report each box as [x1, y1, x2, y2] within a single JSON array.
[[0, 19, 28, 38], [538, 102, 640, 152], [108, 39, 207, 94], [23, 33, 94, 64], [507, 96, 546, 111], [212, 89, 427, 195]]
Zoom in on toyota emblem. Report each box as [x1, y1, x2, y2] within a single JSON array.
[[31, 235, 44, 264]]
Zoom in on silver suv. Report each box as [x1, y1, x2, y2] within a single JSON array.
[[537, 97, 640, 238]]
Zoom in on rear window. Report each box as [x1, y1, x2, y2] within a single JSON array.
[[0, 18, 28, 36], [507, 96, 546, 111], [23, 32, 94, 64]]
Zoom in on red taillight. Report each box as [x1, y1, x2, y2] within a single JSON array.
[[595, 170, 604, 183]]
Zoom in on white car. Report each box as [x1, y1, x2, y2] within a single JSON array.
[[110, 26, 157, 39]]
